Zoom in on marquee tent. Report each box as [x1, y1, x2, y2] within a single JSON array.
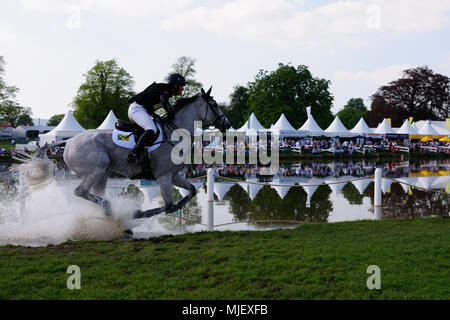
[[298, 107, 324, 136], [39, 111, 85, 145], [417, 120, 440, 137], [97, 110, 118, 130], [237, 113, 267, 136], [324, 116, 354, 137], [350, 118, 373, 135], [374, 119, 396, 135], [270, 114, 304, 137], [396, 119, 418, 135]]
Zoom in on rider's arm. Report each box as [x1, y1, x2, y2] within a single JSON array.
[[160, 92, 174, 119]]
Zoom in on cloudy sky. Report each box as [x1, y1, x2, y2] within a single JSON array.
[[1, 0, 449, 120]]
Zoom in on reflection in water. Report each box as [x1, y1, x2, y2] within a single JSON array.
[[0, 159, 449, 246]]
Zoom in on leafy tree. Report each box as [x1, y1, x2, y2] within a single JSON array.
[[47, 114, 65, 126], [72, 59, 135, 129], [341, 182, 364, 205], [246, 63, 334, 130], [0, 56, 32, 128], [166, 56, 203, 98], [0, 103, 33, 128], [336, 98, 368, 129], [17, 113, 34, 126], [223, 85, 249, 129], [365, 66, 450, 127]]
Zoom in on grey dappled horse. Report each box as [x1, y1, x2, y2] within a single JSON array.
[[35, 87, 231, 220]]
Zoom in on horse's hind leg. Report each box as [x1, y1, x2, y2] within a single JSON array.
[[74, 174, 112, 217], [172, 175, 197, 210]]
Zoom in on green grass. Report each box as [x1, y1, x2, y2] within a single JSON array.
[[0, 218, 448, 300]]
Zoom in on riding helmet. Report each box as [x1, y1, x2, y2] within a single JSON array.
[[167, 73, 186, 86]]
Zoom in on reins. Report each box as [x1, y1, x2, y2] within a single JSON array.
[[155, 94, 224, 148]]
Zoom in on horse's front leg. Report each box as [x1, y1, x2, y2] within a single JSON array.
[[172, 175, 197, 210], [158, 174, 178, 213]]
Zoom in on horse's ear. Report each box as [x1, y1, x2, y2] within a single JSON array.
[[201, 88, 205, 94], [206, 86, 212, 96]]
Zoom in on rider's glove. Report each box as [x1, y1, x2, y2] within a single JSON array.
[[166, 111, 175, 122]]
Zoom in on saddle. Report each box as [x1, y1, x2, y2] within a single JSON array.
[[115, 119, 161, 146], [114, 119, 162, 181]]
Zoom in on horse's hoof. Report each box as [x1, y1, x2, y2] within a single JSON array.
[[133, 210, 143, 219]]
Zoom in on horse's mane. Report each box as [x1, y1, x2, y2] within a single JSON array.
[[172, 94, 200, 113]]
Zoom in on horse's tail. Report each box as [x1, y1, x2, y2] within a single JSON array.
[[11, 141, 68, 190]]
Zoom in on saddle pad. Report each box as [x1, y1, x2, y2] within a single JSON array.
[[112, 122, 163, 152]]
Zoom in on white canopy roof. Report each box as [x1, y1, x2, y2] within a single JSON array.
[[351, 179, 372, 195], [237, 113, 266, 135], [52, 111, 85, 133], [39, 111, 85, 145], [431, 124, 449, 135], [325, 116, 353, 136], [214, 182, 235, 201], [396, 119, 418, 135], [374, 119, 396, 134], [418, 120, 440, 136], [298, 116, 324, 135], [411, 122, 420, 133], [270, 114, 304, 137], [350, 118, 373, 135], [97, 110, 118, 130], [271, 114, 297, 132]]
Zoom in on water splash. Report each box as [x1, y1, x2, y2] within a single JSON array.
[[0, 164, 142, 247]]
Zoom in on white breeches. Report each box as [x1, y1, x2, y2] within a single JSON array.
[[128, 102, 156, 131]]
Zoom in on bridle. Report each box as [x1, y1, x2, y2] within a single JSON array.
[[156, 93, 227, 147], [200, 94, 227, 130]]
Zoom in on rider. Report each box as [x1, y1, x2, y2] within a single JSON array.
[[127, 73, 186, 165]]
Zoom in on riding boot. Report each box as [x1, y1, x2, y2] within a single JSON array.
[[127, 130, 156, 165]]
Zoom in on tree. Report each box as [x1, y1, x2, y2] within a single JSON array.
[[336, 98, 368, 129], [48, 114, 65, 126], [0, 102, 33, 128], [0, 56, 32, 128], [72, 59, 135, 129], [365, 66, 450, 127], [246, 63, 334, 129], [167, 56, 203, 98], [223, 85, 249, 129]]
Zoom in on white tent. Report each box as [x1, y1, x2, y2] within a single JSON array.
[[269, 178, 294, 199], [298, 107, 324, 136], [351, 179, 372, 195], [324, 116, 354, 137], [238, 180, 264, 200], [214, 182, 236, 201], [411, 122, 420, 133], [326, 179, 346, 196], [303, 185, 318, 208], [381, 178, 393, 194], [97, 110, 118, 130], [417, 120, 440, 136], [270, 114, 303, 137], [396, 119, 418, 135], [350, 118, 373, 135], [39, 111, 85, 145], [237, 113, 266, 135], [374, 119, 396, 134], [431, 124, 449, 136]]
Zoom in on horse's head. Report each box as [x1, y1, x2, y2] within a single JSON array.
[[199, 87, 232, 132]]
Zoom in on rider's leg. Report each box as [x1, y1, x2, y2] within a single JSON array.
[[127, 130, 156, 164], [127, 103, 157, 165]]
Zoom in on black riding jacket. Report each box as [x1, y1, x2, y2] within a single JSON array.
[[128, 82, 174, 115]]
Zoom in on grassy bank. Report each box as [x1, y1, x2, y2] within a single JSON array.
[[0, 218, 448, 300]]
